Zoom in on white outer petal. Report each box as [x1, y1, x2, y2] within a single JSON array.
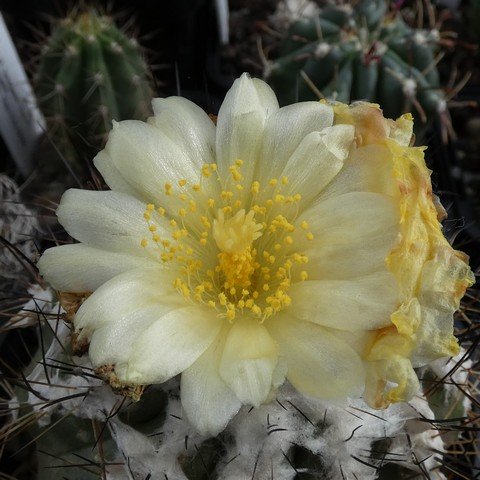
[[280, 125, 354, 209], [317, 144, 398, 201], [105, 120, 200, 204], [120, 306, 222, 384], [219, 317, 278, 406], [57, 189, 165, 256], [93, 150, 142, 198], [269, 316, 366, 399], [75, 267, 177, 335], [256, 101, 334, 184], [300, 191, 400, 280], [37, 244, 152, 292], [298, 191, 400, 250], [288, 272, 398, 331], [181, 328, 241, 436], [150, 96, 216, 167], [216, 74, 279, 191], [89, 303, 177, 367]]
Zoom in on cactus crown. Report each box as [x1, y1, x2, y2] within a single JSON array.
[[35, 8, 153, 166], [266, 0, 445, 129]]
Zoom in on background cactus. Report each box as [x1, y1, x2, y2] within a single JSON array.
[[264, 0, 447, 135], [34, 8, 153, 172]]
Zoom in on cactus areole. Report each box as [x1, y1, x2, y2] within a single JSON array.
[[266, 0, 446, 131], [38, 74, 473, 436]]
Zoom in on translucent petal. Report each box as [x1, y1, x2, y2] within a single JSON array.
[[181, 328, 241, 435], [37, 244, 152, 292], [256, 101, 334, 184], [75, 267, 177, 335], [269, 316, 366, 399], [216, 73, 279, 193], [219, 317, 278, 406], [150, 96, 216, 167], [316, 144, 398, 201], [89, 303, 177, 367], [57, 189, 166, 256], [288, 272, 398, 331], [120, 306, 221, 384], [300, 192, 400, 280], [280, 125, 354, 208], [93, 150, 142, 198], [105, 120, 200, 203]]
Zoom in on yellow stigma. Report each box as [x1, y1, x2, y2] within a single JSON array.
[[141, 161, 313, 321], [213, 209, 263, 253]]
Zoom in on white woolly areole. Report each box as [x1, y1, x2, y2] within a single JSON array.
[[314, 42, 331, 59], [269, 0, 320, 30], [375, 41, 388, 56], [437, 98, 447, 113], [402, 78, 418, 97]]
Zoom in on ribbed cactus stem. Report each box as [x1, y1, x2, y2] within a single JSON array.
[[35, 9, 153, 168], [265, 0, 446, 135]]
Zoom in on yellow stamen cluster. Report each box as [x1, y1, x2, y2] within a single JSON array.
[[140, 161, 314, 322]]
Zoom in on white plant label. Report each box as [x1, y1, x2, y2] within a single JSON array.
[[0, 13, 45, 175]]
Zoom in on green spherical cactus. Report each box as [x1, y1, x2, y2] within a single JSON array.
[[265, 0, 446, 133], [35, 9, 153, 169]]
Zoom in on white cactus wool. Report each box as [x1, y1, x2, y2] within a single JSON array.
[[38, 73, 474, 436]]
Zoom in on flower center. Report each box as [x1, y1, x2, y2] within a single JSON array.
[[213, 208, 262, 288], [141, 161, 314, 322]]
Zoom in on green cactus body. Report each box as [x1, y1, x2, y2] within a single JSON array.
[[35, 10, 153, 169], [266, 1, 445, 131]]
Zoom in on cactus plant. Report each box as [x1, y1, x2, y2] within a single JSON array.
[[265, 0, 446, 134], [35, 8, 153, 170]]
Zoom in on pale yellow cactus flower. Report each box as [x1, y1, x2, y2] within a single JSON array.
[[38, 73, 474, 435]]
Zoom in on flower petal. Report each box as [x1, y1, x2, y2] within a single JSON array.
[[219, 317, 278, 406], [75, 267, 177, 335], [57, 189, 165, 256], [280, 125, 353, 208], [256, 101, 334, 184], [181, 328, 242, 435], [216, 74, 279, 189], [269, 316, 366, 399], [150, 96, 216, 167], [89, 303, 177, 367], [119, 306, 221, 384], [37, 244, 152, 292], [105, 120, 200, 203], [317, 144, 398, 201], [288, 272, 398, 331], [93, 150, 143, 198], [300, 191, 400, 280]]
